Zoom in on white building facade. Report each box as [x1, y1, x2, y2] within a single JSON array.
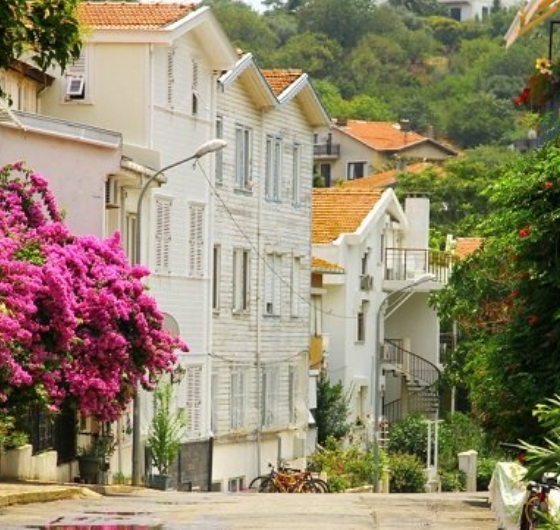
[[211, 56, 330, 490]]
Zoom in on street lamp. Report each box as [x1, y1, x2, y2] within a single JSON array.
[[131, 138, 227, 486], [371, 272, 434, 492]]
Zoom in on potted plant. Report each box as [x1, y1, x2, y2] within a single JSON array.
[[77, 429, 115, 484], [147, 382, 186, 490]]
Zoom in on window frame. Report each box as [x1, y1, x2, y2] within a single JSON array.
[[235, 124, 253, 190]]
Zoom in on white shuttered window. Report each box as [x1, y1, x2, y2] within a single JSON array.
[[230, 368, 247, 430], [188, 203, 205, 277], [185, 365, 202, 438], [262, 366, 280, 427], [155, 197, 172, 273], [233, 248, 250, 312], [264, 253, 281, 316]]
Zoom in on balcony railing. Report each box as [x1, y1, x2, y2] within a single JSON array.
[[313, 143, 341, 158], [384, 248, 455, 284]]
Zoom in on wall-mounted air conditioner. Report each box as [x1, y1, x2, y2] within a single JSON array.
[[359, 274, 373, 291], [105, 179, 120, 209]]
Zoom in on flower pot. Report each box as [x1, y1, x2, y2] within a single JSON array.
[[78, 456, 103, 484], [150, 473, 174, 491]]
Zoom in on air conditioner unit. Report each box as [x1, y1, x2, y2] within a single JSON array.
[[105, 179, 120, 209], [359, 274, 373, 291]]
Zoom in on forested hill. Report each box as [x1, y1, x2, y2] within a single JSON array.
[[202, 0, 551, 150]]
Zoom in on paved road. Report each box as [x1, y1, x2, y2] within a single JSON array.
[[0, 489, 498, 529]]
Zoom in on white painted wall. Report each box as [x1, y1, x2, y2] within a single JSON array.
[[0, 125, 121, 236]]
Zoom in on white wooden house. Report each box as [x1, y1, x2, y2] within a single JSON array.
[[212, 55, 330, 490], [40, 2, 239, 486]]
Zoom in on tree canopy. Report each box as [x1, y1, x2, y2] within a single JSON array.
[[0, 163, 186, 421], [432, 141, 560, 443], [0, 1, 81, 78]]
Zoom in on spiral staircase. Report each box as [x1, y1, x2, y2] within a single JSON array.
[[381, 339, 440, 426]]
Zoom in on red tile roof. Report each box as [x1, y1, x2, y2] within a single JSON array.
[[342, 162, 432, 190], [312, 188, 384, 244], [311, 256, 345, 274], [455, 237, 483, 259], [336, 119, 426, 150], [78, 2, 197, 30], [261, 69, 303, 96]]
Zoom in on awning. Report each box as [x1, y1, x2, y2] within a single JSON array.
[[505, 0, 560, 48]]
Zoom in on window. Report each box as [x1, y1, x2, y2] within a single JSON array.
[[357, 302, 369, 342], [265, 135, 282, 201], [191, 58, 199, 115], [449, 6, 461, 20], [125, 213, 137, 263], [292, 143, 301, 206], [167, 48, 175, 107], [320, 163, 332, 187], [65, 52, 87, 101], [261, 366, 280, 427], [188, 203, 204, 277], [155, 197, 172, 273], [185, 365, 202, 438], [211, 372, 219, 434], [361, 249, 369, 275], [288, 365, 298, 424], [212, 245, 221, 311], [215, 116, 224, 184], [235, 125, 252, 189], [264, 253, 281, 316], [230, 368, 247, 430], [233, 248, 250, 312], [290, 256, 301, 317], [347, 162, 366, 180]]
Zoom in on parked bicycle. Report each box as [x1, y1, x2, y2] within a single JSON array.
[[249, 461, 329, 493], [519, 474, 558, 530]]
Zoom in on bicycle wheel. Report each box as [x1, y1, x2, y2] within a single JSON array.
[[295, 478, 322, 493], [310, 478, 330, 493], [519, 497, 537, 530], [249, 475, 270, 490], [259, 477, 279, 493]]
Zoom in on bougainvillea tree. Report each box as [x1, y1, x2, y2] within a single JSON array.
[[433, 141, 560, 444], [0, 162, 187, 422]]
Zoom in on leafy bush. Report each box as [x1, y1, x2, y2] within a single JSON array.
[[477, 456, 499, 491], [439, 468, 466, 492], [387, 414, 427, 460], [315, 375, 350, 445], [308, 436, 385, 492], [388, 452, 426, 493]]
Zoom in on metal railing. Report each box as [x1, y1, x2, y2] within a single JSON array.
[[382, 339, 440, 424], [384, 248, 455, 284], [313, 143, 341, 157]]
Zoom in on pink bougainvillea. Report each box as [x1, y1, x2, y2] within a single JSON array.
[[0, 163, 188, 421]]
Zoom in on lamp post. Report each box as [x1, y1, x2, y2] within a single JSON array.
[[371, 273, 434, 492], [131, 138, 227, 486]]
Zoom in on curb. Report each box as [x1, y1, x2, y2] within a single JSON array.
[[0, 486, 93, 508]]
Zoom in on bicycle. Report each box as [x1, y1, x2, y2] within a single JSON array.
[[519, 475, 558, 530], [249, 462, 329, 493]]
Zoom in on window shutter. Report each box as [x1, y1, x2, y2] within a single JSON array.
[[188, 203, 204, 277], [155, 198, 171, 272], [66, 53, 87, 99], [185, 365, 202, 437], [167, 49, 175, 106]]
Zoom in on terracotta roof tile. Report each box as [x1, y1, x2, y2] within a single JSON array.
[[342, 162, 432, 190], [455, 237, 483, 259], [311, 256, 345, 274], [261, 69, 303, 96], [336, 119, 426, 151], [78, 2, 197, 30], [312, 188, 384, 244]]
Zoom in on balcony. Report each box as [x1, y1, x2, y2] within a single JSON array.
[[384, 248, 455, 285], [313, 143, 341, 159], [309, 336, 323, 368]]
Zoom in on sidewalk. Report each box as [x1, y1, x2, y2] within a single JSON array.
[[0, 481, 139, 508]]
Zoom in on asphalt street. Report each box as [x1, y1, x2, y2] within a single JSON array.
[[0, 489, 498, 530]]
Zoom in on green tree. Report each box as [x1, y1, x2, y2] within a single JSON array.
[[315, 374, 350, 445], [433, 141, 560, 444], [202, 0, 279, 58], [297, 0, 376, 49], [0, 0, 82, 98]]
